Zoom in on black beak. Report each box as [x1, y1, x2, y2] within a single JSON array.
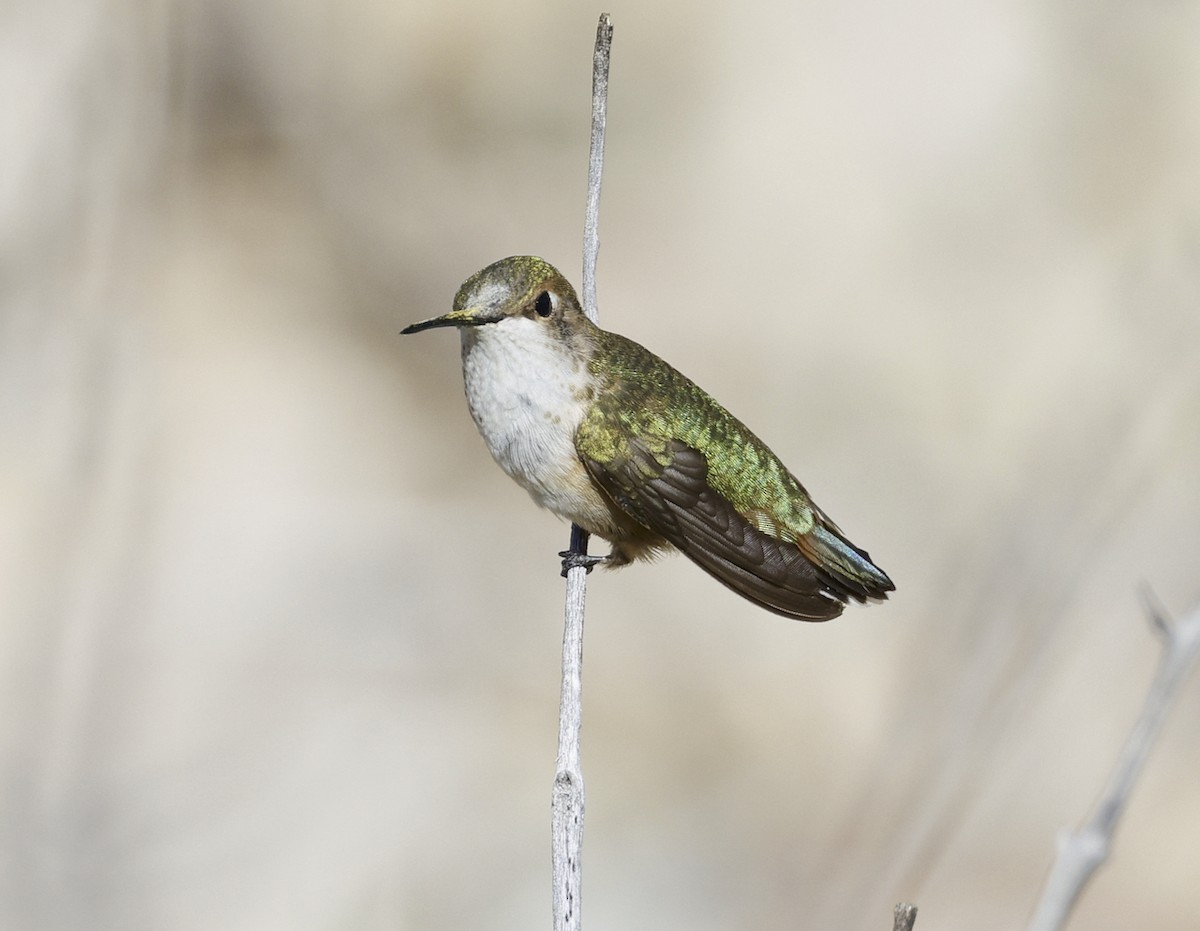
[[400, 310, 500, 335]]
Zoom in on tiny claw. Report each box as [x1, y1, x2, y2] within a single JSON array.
[[559, 550, 605, 577]]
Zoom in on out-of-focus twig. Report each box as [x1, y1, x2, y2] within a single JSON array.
[[552, 14, 612, 931], [1025, 592, 1200, 931]]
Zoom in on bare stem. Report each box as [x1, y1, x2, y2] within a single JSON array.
[[552, 14, 613, 931], [893, 903, 919, 931], [581, 14, 612, 325], [1025, 594, 1200, 931]]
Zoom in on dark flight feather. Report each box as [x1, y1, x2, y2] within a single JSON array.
[[580, 437, 892, 621]]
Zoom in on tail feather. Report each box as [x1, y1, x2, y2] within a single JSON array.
[[797, 523, 895, 604]]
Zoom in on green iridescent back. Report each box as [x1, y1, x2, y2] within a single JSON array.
[[576, 329, 819, 541]]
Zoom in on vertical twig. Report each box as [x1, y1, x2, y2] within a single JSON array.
[[1025, 594, 1200, 931], [893, 903, 919, 931], [580, 14, 611, 326], [552, 14, 612, 931], [552, 523, 589, 931]]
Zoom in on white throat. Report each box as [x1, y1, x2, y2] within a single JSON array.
[[457, 317, 597, 520]]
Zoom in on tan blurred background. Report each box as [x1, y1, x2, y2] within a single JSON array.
[[3, 0, 1199, 928]]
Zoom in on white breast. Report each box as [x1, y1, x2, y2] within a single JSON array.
[[458, 317, 609, 527]]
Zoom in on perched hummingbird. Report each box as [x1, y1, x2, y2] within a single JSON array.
[[402, 256, 893, 620]]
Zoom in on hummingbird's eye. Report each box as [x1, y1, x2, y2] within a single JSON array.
[[534, 291, 554, 317]]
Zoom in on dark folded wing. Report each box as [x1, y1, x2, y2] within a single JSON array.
[[580, 437, 866, 621]]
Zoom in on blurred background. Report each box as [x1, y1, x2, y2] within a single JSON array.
[[2, 0, 1199, 928]]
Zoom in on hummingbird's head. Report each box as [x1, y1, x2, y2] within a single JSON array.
[[401, 256, 587, 336]]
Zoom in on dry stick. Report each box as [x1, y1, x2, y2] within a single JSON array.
[[1025, 594, 1200, 931], [893, 903, 918, 931], [551, 14, 612, 931], [581, 13, 612, 326]]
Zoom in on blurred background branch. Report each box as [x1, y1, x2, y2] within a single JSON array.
[[1026, 595, 1200, 931]]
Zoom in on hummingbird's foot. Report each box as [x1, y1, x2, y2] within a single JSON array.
[[559, 550, 606, 577]]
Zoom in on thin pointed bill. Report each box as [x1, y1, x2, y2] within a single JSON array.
[[400, 307, 499, 335]]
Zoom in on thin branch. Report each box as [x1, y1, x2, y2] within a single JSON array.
[[552, 15, 612, 931], [1025, 595, 1200, 931], [552, 524, 589, 931], [580, 12, 612, 326], [893, 902, 918, 931]]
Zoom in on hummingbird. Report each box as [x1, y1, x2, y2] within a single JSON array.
[[402, 256, 893, 621]]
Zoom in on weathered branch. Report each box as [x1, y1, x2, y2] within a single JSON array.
[[893, 902, 918, 931], [1025, 593, 1200, 931], [552, 14, 612, 931], [580, 13, 611, 326]]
